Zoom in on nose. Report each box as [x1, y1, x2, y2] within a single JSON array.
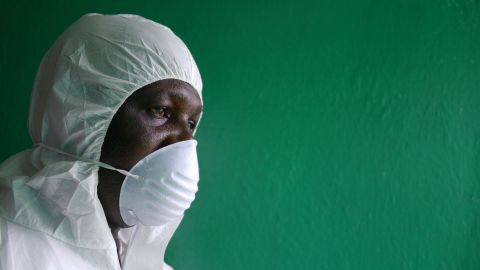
[[158, 120, 193, 148]]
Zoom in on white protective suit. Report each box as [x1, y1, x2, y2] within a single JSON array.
[[0, 13, 202, 270]]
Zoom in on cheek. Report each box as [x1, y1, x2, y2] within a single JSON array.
[[121, 113, 160, 148], [103, 111, 160, 166], [121, 113, 172, 157]]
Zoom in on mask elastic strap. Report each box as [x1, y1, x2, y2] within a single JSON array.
[[36, 143, 139, 179]]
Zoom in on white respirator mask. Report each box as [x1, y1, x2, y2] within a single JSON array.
[[119, 139, 199, 226], [37, 139, 200, 226]]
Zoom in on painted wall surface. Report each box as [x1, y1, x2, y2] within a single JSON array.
[[2, 1, 480, 269]]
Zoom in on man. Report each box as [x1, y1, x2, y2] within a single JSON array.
[[0, 13, 203, 269]]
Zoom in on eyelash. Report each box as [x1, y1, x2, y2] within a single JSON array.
[[147, 107, 170, 119], [147, 106, 197, 130]]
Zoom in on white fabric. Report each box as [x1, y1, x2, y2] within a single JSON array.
[[120, 140, 199, 226], [0, 13, 202, 270]]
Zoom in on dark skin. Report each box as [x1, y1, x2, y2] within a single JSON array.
[[98, 79, 202, 229]]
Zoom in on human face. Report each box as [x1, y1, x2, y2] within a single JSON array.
[[98, 79, 202, 228]]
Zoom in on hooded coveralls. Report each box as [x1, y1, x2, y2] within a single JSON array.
[[0, 13, 203, 270]]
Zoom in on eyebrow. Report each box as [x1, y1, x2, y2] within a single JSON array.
[[150, 89, 202, 114]]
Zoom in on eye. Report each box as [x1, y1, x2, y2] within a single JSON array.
[[188, 120, 197, 130], [147, 107, 170, 119]]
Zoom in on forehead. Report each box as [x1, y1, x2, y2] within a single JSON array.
[[128, 79, 202, 112]]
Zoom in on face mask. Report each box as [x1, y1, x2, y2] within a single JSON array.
[[119, 139, 199, 226], [37, 139, 200, 227]]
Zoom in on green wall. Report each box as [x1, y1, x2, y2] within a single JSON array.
[[2, 1, 480, 269]]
